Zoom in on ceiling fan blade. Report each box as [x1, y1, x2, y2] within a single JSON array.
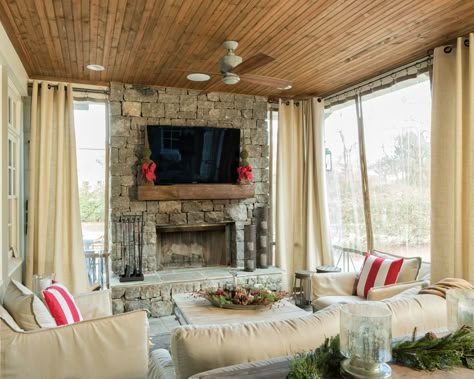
[[163, 67, 221, 76], [240, 73, 292, 89], [230, 53, 275, 75], [199, 75, 223, 95]]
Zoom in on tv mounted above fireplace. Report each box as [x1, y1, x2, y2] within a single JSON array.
[[146, 125, 241, 185]]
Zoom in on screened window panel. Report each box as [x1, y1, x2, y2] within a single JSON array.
[[324, 100, 367, 260], [74, 101, 108, 287], [361, 74, 431, 261]]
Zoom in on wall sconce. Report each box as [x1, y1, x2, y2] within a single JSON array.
[[325, 148, 332, 172]]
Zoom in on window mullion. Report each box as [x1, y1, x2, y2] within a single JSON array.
[[355, 93, 373, 252]]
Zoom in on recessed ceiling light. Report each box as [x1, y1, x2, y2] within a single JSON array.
[[277, 85, 292, 90], [87, 64, 105, 71], [187, 73, 211, 82]]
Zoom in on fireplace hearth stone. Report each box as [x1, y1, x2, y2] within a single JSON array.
[[110, 266, 283, 317]]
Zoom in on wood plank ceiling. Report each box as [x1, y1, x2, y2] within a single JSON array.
[[1, 0, 474, 97]]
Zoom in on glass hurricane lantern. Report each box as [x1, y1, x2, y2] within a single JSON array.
[[446, 288, 474, 331], [340, 303, 393, 379]]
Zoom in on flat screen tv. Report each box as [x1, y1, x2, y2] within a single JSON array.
[[146, 125, 241, 184]]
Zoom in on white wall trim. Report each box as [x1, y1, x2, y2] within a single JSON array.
[[0, 23, 28, 95]]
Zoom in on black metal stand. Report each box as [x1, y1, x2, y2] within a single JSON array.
[[116, 213, 145, 282]]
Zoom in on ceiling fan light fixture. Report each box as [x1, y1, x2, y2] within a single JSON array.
[[222, 73, 240, 85], [86, 64, 105, 71], [186, 73, 211, 82], [277, 85, 292, 90]]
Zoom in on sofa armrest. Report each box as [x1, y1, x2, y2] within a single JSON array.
[[311, 272, 357, 299], [1, 310, 149, 379], [74, 289, 112, 319], [149, 349, 176, 379], [367, 280, 429, 301]]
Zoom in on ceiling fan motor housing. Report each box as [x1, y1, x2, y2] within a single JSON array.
[[219, 54, 242, 73]]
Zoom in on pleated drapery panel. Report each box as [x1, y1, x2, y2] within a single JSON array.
[[26, 81, 89, 294], [276, 100, 304, 290], [431, 33, 474, 283], [276, 99, 333, 290], [303, 98, 333, 270]]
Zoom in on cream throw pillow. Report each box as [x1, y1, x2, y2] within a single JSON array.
[[372, 250, 422, 282], [3, 279, 57, 330]]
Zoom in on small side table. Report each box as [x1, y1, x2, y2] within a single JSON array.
[[292, 270, 315, 310], [316, 265, 342, 274]]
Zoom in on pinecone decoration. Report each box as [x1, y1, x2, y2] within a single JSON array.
[[234, 288, 249, 305], [424, 331, 438, 341]]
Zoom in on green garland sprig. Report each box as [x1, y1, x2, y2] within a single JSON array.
[[392, 325, 474, 371], [287, 336, 344, 379], [287, 326, 474, 379]]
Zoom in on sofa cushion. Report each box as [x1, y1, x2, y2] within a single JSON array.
[[188, 355, 292, 378], [0, 304, 23, 332], [372, 250, 422, 282], [357, 254, 403, 298], [149, 349, 176, 379], [3, 279, 56, 330], [171, 306, 341, 379], [312, 295, 365, 311], [383, 294, 448, 337], [366, 280, 428, 301], [43, 282, 83, 325]]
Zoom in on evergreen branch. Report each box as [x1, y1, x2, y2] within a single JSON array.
[[288, 336, 344, 379], [287, 327, 474, 379], [392, 326, 474, 371]]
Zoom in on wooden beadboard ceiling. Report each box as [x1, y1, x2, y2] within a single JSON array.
[[1, 0, 474, 97]]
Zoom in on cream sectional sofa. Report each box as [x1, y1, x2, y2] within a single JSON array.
[[149, 292, 448, 379], [1, 288, 152, 379], [311, 252, 432, 311]]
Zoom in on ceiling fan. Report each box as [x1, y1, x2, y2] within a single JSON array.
[[170, 41, 292, 94]]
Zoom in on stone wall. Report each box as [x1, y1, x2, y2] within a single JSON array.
[[111, 270, 283, 316], [109, 83, 269, 274]]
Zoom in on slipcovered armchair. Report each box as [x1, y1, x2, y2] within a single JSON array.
[[311, 251, 429, 311], [1, 289, 151, 379]]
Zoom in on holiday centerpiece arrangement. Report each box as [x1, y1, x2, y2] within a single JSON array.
[[196, 286, 287, 310], [141, 147, 156, 184], [195, 279, 287, 310], [237, 148, 253, 184]]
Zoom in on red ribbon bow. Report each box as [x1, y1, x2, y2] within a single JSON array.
[[237, 165, 253, 183], [142, 162, 157, 182]]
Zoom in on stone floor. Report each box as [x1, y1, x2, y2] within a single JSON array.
[[149, 315, 180, 337], [110, 266, 284, 288]]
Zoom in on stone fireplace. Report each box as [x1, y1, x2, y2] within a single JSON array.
[[108, 83, 270, 275], [156, 223, 232, 269]]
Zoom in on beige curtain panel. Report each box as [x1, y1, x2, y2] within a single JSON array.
[[276, 99, 332, 290], [431, 33, 474, 283], [26, 81, 89, 294], [303, 98, 333, 270]]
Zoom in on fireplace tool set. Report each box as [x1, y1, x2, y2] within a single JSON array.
[[115, 214, 144, 282]]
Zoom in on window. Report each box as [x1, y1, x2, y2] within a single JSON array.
[[362, 76, 431, 262], [324, 100, 366, 270], [324, 72, 432, 271], [74, 101, 108, 287]]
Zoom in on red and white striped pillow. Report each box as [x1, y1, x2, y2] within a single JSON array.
[[356, 254, 403, 298], [42, 282, 83, 326]]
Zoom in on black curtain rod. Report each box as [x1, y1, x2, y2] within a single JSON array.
[[323, 54, 432, 102], [27, 82, 109, 95]]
